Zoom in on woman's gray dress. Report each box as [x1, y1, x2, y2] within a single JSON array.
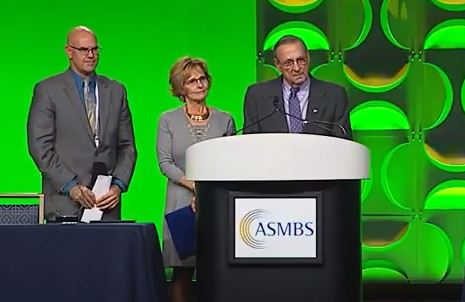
[[156, 107, 235, 267]]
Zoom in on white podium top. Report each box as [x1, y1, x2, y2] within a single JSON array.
[[186, 134, 370, 181]]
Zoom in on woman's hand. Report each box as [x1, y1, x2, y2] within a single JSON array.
[[191, 195, 196, 213], [179, 176, 195, 191]]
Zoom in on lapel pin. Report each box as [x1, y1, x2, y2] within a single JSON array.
[[313, 108, 318, 113]]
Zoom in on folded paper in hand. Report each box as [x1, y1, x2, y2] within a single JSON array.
[[81, 175, 112, 223], [165, 205, 196, 260], [92, 175, 113, 199]]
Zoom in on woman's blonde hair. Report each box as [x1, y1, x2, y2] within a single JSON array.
[[169, 56, 212, 101]]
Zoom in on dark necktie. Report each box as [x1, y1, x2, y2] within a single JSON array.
[[83, 78, 97, 137], [288, 87, 302, 133]]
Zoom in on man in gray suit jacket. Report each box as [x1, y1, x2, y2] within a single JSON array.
[[243, 35, 352, 139], [27, 26, 136, 221]]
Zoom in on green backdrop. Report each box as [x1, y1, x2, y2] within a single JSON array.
[[0, 0, 256, 226], [257, 0, 465, 283], [3, 0, 465, 284]]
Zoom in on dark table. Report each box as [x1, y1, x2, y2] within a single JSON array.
[[0, 223, 168, 302]]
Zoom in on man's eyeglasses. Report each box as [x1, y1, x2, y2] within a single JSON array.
[[184, 75, 208, 86], [278, 57, 308, 69], [68, 45, 100, 56]]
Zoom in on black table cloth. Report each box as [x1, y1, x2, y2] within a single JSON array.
[[0, 223, 168, 302]]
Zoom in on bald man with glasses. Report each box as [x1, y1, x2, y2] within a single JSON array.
[[27, 26, 136, 221]]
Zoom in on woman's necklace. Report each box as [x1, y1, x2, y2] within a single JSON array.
[[187, 123, 211, 143], [185, 106, 210, 122]]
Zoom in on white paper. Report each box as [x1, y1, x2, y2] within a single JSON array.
[[81, 207, 103, 223], [80, 175, 112, 223], [92, 175, 113, 199]]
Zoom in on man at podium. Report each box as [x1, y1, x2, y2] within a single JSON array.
[[242, 35, 352, 139]]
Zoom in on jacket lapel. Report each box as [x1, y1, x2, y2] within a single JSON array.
[[269, 77, 289, 132], [96, 76, 111, 146], [62, 70, 95, 142], [304, 77, 326, 131]]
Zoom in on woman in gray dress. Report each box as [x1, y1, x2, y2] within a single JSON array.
[[156, 56, 235, 302]]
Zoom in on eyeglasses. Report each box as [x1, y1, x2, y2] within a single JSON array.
[[68, 45, 100, 56], [184, 75, 208, 86], [277, 57, 308, 69]]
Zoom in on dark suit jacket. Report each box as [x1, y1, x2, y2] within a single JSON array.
[[27, 69, 137, 220], [243, 76, 352, 139]]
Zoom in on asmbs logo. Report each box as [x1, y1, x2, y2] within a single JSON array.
[[239, 209, 315, 249]]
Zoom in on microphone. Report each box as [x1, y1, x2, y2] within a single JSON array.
[[310, 119, 348, 138], [90, 161, 108, 188], [273, 96, 347, 138], [233, 104, 279, 135]]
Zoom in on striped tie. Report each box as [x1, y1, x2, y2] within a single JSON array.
[[83, 78, 97, 137], [288, 87, 302, 133]]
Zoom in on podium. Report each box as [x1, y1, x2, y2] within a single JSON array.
[[186, 134, 370, 302]]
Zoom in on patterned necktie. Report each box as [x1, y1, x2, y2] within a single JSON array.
[[288, 86, 302, 133], [83, 78, 97, 137]]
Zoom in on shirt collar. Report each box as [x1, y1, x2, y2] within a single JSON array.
[[282, 77, 311, 95], [70, 68, 96, 89]]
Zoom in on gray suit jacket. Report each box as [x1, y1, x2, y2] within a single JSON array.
[[243, 76, 352, 139], [27, 69, 137, 220]]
